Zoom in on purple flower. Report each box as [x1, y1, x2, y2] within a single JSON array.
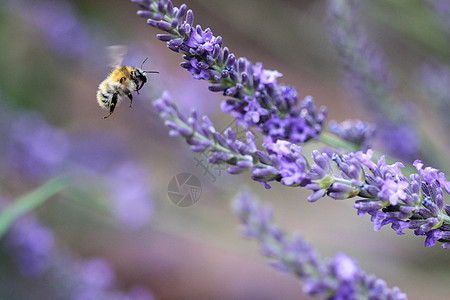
[[243, 97, 268, 124], [262, 138, 308, 186], [232, 191, 407, 299], [377, 179, 408, 206], [141, 1, 450, 249], [288, 116, 315, 144], [333, 253, 358, 281], [186, 58, 211, 80], [414, 160, 450, 193], [185, 27, 218, 52], [4, 214, 55, 277], [304, 148, 450, 247], [263, 138, 292, 155], [423, 229, 444, 247], [54, 253, 153, 300], [253, 63, 283, 85], [305, 151, 334, 202], [156, 90, 450, 247], [154, 92, 258, 174], [108, 162, 154, 230], [262, 115, 289, 138], [328, 0, 394, 109], [377, 122, 420, 162], [419, 63, 450, 137], [327, 0, 420, 161], [5, 112, 69, 179], [0, 191, 154, 298], [78, 258, 115, 290], [135, 0, 327, 144]]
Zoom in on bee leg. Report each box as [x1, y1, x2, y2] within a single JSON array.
[[104, 93, 118, 119], [127, 91, 133, 108], [135, 82, 144, 94]]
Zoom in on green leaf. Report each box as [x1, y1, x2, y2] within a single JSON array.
[[0, 176, 69, 239]]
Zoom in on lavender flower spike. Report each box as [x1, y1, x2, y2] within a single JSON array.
[[328, 0, 420, 161], [307, 149, 450, 248], [156, 87, 450, 247], [232, 190, 407, 299], [133, 0, 327, 144], [155, 90, 450, 247], [154, 92, 309, 189], [154, 92, 266, 176]]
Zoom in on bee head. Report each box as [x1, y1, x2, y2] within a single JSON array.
[[135, 68, 147, 83]]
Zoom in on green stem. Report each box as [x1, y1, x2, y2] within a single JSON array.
[[319, 131, 360, 152], [0, 176, 69, 239], [442, 215, 450, 224]]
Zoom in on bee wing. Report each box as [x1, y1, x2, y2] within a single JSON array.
[[107, 45, 128, 69]]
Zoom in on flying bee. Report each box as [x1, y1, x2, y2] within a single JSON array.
[[96, 46, 158, 119]]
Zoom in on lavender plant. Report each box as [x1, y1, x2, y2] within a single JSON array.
[[419, 63, 450, 138], [1, 195, 154, 299], [129, 7, 450, 291], [154, 91, 450, 249], [1, 0, 447, 298], [3, 211, 55, 277], [131, 0, 450, 247], [233, 190, 407, 299], [4, 112, 70, 179], [118, 0, 450, 289], [327, 0, 421, 162], [133, 0, 327, 145]]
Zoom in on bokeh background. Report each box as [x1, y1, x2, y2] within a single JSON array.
[[0, 0, 449, 299]]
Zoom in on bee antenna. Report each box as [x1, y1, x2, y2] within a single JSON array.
[[141, 57, 158, 74], [141, 57, 149, 69]]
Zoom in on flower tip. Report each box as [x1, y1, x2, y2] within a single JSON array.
[[334, 253, 359, 281], [137, 10, 152, 18], [413, 160, 423, 169]]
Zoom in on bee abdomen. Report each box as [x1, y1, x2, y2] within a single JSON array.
[[96, 80, 114, 109]]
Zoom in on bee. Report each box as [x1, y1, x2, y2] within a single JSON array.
[[96, 46, 158, 119]]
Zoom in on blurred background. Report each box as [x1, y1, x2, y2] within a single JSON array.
[[0, 0, 449, 299]]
